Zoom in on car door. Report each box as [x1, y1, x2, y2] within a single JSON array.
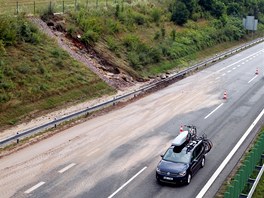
[[190, 144, 202, 175]]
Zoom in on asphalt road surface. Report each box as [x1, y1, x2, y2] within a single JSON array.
[[1, 42, 264, 198]]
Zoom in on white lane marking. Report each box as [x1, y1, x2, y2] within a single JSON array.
[[24, 182, 45, 194], [108, 166, 147, 198], [58, 163, 76, 173], [197, 108, 264, 198], [232, 67, 236, 70], [222, 73, 226, 76], [248, 75, 258, 83], [227, 70, 231, 73], [242, 62, 245, 64], [216, 49, 264, 73], [204, 103, 224, 119], [237, 65, 241, 67], [215, 77, 220, 80]]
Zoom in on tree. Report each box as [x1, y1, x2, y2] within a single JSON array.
[[181, 0, 195, 15], [171, 1, 190, 25], [211, 1, 226, 18], [227, 3, 241, 16]]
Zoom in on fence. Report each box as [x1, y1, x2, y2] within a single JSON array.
[[0, 0, 139, 15], [224, 132, 264, 198]]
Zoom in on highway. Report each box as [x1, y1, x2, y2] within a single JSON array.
[[0, 42, 264, 198]]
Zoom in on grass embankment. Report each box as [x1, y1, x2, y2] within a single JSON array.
[[58, 0, 264, 79], [0, 15, 115, 129]]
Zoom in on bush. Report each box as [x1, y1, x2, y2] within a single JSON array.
[[107, 19, 121, 34], [0, 40, 5, 55], [106, 36, 118, 52], [0, 93, 10, 104], [81, 30, 99, 45], [151, 8, 161, 23], [123, 34, 139, 50], [133, 13, 146, 25]]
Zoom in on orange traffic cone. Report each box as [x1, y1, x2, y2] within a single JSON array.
[[256, 68, 259, 75], [180, 125, 184, 132], [223, 91, 227, 100]]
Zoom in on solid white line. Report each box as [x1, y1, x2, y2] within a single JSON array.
[[58, 163, 76, 173], [204, 103, 224, 119], [196, 108, 264, 198], [248, 75, 258, 83], [24, 182, 45, 194], [108, 166, 147, 198]]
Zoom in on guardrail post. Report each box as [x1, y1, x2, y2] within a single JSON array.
[[16, 132, 19, 144], [54, 118, 57, 128]]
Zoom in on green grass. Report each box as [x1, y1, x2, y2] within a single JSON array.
[[253, 173, 264, 198], [0, 0, 142, 15], [0, 19, 115, 129]]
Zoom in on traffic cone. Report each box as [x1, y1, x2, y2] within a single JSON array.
[[180, 125, 184, 132], [223, 91, 227, 100], [256, 68, 259, 75]]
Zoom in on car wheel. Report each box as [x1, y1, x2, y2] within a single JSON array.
[[186, 173, 192, 185], [201, 157, 205, 168]]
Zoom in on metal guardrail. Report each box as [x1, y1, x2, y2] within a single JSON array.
[[1, 37, 264, 147], [247, 163, 264, 198]]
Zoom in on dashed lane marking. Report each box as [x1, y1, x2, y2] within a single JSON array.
[[24, 182, 45, 194], [58, 163, 76, 174], [248, 75, 258, 84], [215, 49, 264, 73], [204, 103, 224, 119], [108, 166, 147, 198]]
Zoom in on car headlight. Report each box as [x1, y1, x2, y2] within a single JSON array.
[[179, 171, 186, 176], [156, 167, 161, 174]]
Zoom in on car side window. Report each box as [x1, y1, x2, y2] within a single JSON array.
[[196, 144, 202, 157], [191, 151, 196, 162]]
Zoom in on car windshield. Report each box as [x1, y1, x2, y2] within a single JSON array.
[[163, 148, 191, 164]]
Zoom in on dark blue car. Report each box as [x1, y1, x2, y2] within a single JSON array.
[[156, 140, 206, 185]]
